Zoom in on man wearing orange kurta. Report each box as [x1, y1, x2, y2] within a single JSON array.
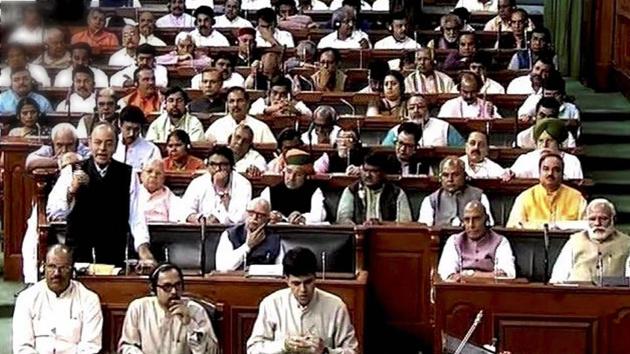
[[71, 9, 119, 49]]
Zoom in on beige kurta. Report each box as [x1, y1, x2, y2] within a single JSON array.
[[247, 288, 358, 354], [118, 296, 219, 354]]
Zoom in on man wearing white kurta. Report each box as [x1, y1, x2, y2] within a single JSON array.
[[108, 25, 140, 67], [404, 48, 455, 94], [189, 6, 230, 47], [13, 245, 103, 354], [438, 72, 502, 119], [247, 247, 359, 353], [214, 0, 254, 28], [506, 58, 554, 94], [112, 107, 162, 171], [55, 66, 97, 114], [459, 131, 505, 179], [374, 15, 420, 50]]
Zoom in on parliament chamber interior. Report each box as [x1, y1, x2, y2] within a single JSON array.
[[0, 0, 629, 353]]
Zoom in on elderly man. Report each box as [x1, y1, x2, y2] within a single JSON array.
[[146, 87, 205, 143], [189, 68, 226, 113], [517, 72, 580, 122], [229, 125, 268, 174], [268, 128, 304, 173], [54, 42, 109, 88], [249, 76, 312, 118], [109, 25, 140, 67], [506, 57, 554, 94], [119, 263, 219, 353], [517, 104, 576, 149], [189, 6, 230, 47], [13, 245, 103, 354], [118, 67, 163, 116], [0, 43, 51, 87], [508, 27, 556, 70], [302, 105, 341, 145], [442, 33, 477, 71], [374, 13, 420, 50], [463, 53, 505, 94], [113, 106, 162, 171], [357, 60, 388, 93], [216, 0, 254, 27], [156, 0, 195, 27], [550, 199, 630, 283], [34, 27, 71, 67], [404, 48, 455, 94], [460, 131, 505, 178], [55, 66, 97, 114], [205, 87, 277, 144], [314, 127, 364, 175], [428, 14, 462, 50], [483, 0, 533, 31], [382, 95, 465, 147], [438, 71, 501, 119], [139, 158, 181, 222], [110, 44, 169, 88], [0, 69, 52, 114], [138, 11, 167, 46], [181, 146, 253, 225], [507, 153, 586, 229], [77, 88, 120, 139], [247, 247, 359, 353], [47, 122, 157, 267], [337, 153, 412, 225], [312, 48, 347, 92], [71, 9, 119, 48], [318, 6, 370, 49], [215, 198, 282, 271], [438, 201, 515, 281], [262, 149, 326, 224], [387, 122, 430, 176], [236, 27, 259, 66], [245, 51, 284, 90], [419, 156, 494, 227], [255, 7, 295, 48]]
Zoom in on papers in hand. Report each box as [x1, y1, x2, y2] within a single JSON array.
[[247, 264, 284, 278]]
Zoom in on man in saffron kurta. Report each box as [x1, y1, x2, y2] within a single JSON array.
[[71, 9, 119, 49], [507, 153, 586, 229]]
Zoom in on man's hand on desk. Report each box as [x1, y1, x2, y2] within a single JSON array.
[[136, 243, 157, 274], [287, 211, 306, 225]]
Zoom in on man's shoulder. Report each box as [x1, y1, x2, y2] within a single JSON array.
[[72, 280, 101, 302], [128, 296, 155, 310], [559, 183, 583, 197], [261, 287, 291, 306], [315, 288, 347, 308]]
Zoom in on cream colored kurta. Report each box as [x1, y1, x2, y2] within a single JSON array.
[[119, 296, 219, 354], [247, 288, 358, 354]]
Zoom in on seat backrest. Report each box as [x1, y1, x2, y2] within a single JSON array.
[[280, 229, 356, 273], [191, 297, 224, 344]]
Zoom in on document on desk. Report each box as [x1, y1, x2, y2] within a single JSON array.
[[247, 264, 284, 278]]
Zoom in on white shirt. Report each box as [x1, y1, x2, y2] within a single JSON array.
[[54, 66, 109, 88], [404, 70, 455, 94], [205, 114, 277, 144], [139, 34, 167, 47], [518, 94, 581, 120], [374, 36, 421, 50], [0, 63, 51, 87], [90, 0, 142, 6], [214, 15, 254, 28], [8, 26, 45, 45], [113, 136, 162, 171], [248, 97, 312, 117], [180, 171, 252, 224], [215, 228, 284, 271], [189, 29, 231, 47], [191, 72, 245, 89], [13, 280, 103, 354], [186, 0, 214, 8], [146, 112, 206, 143], [234, 149, 268, 173], [329, 0, 371, 9], [108, 48, 136, 67], [454, 0, 497, 12], [384, 117, 451, 147], [317, 30, 371, 49], [438, 96, 502, 119], [516, 126, 576, 149], [110, 64, 169, 87], [241, 0, 272, 10], [418, 191, 494, 226], [255, 29, 295, 48], [452, 78, 505, 95], [459, 155, 505, 179], [371, 0, 389, 10], [55, 93, 97, 114], [260, 186, 327, 223], [47, 161, 150, 250], [438, 233, 515, 280], [507, 75, 537, 95], [155, 13, 195, 28], [301, 125, 341, 145], [510, 149, 583, 179]]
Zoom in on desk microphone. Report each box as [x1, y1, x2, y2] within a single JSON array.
[[199, 215, 207, 275], [543, 223, 550, 284], [124, 232, 130, 275], [596, 251, 604, 287], [340, 98, 356, 116], [321, 251, 327, 280], [454, 310, 483, 354]]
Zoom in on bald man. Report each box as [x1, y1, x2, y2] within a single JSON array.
[[460, 131, 505, 179], [404, 48, 455, 94], [138, 11, 167, 46], [301, 105, 341, 145], [550, 199, 630, 283], [109, 25, 140, 67], [139, 158, 182, 222], [438, 71, 502, 119], [34, 28, 71, 67], [438, 201, 515, 281], [215, 198, 283, 271]]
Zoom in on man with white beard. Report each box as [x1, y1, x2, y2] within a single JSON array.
[[550, 199, 630, 283]]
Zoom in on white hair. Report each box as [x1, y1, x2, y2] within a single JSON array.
[[246, 197, 270, 211], [587, 198, 617, 218], [51, 122, 78, 141], [175, 32, 193, 46], [142, 157, 165, 171]]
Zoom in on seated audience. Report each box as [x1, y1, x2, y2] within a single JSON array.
[[302, 105, 341, 145], [9, 98, 51, 138], [438, 71, 501, 119], [236, 27, 259, 66], [255, 7, 295, 48], [383, 95, 466, 147], [205, 87, 277, 144], [507, 153, 586, 228], [404, 48, 455, 94], [330, 0, 371, 10], [156, 32, 212, 68], [147, 87, 205, 143], [0, 69, 52, 114], [110, 44, 169, 88], [8, 5, 45, 45], [164, 130, 206, 171], [314, 127, 364, 175], [297, 0, 329, 11], [518, 72, 580, 121], [337, 153, 412, 225], [484, 0, 533, 31], [139, 158, 181, 222], [189, 6, 230, 47], [442, 33, 477, 71], [247, 247, 359, 353], [245, 52, 284, 91], [156, 0, 195, 28], [517, 106, 576, 149], [118, 67, 163, 116], [419, 156, 493, 226], [387, 122, 430, 175], [318, 6, 370, 49], [438, 201, 516, 281], [112, 105, 162, 170], [216, 198, 281, 271], [550, 199, 630, 283], [13, 245, 103, 354], [181, 146, 252, 224], [71, 9, 119, 48], [0, 43, 51, 87], [33, 28, 71, 67], [242, 0, 272, 10], [496, 8, 529, 49], [193, 53, 245, 89], [189, 68, 226, 113], [367, 70, 407, 117], [138, 11, 167, 46], [455, 0, 497, 11], [262, 149, 326, 224], [312, 48, 347, 92], [287, 40, 318, 90], [229, 124, 268, 174], [276, 0, 316, 31], [119, 263, 219, 353], [249, 76, 312, 118], [374, 13, 420, 50], [215, 0, 254, 28], [109, 25, 140, 67], [55, 66, 97, 114], [357, 60, 388, 93], [428, 14, 462, 50], [268, 128, 304, 173], [459, 53, 505, 94], [77, 88, 119, 139], [460, 131, 505, 178], [54, 42, 109, 88], [508, 27, 557, 70]]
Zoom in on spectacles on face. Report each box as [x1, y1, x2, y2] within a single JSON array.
[[156, 282, 183, 293], [98, 101, 115, 107], [45, 264, 72, 273], [209, 161, 231, 167]]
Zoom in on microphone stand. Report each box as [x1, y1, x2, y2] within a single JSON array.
[[199, 215, 207, 275], [454, 310, 484, 354], [543, 223, 550, 284], [321, 251, 326, 280]]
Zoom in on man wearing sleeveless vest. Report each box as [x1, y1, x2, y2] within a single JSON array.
[[438, 201, 515, 280], [419, 156, 493, 227], [551, 199, 630, 283]]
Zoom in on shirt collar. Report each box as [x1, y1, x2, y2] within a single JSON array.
[[45, 279, 75, 299]]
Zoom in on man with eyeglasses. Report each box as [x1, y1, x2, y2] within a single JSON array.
[[119, 263, 219, 353], [483, 0, 532, 32], [318, 6, 370, 49], [54, 42, 109, 88], [301, 105, 341, 145], [181, 145, 253, 225], [77, 88, 120, 139], [388, 122, 430, 176], [311, 48, 346, 92], [13, 244, 103, 354], [146, 86, 205, 143]]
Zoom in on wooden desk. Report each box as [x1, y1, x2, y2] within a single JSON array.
[[434, 281, 630, 354], [80, 272, 367, 354]]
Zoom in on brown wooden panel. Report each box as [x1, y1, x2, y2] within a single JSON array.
[[103, 305, 128, 352], [232, 307, 259, 354], [608, 307, 630, 354]]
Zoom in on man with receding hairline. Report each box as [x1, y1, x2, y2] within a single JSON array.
[[34, 28, 71, 67], [138, 11, 167, 46], [438, 71, 501, 119], [404, 48, 455, 94], [460, 131, 505, 178]]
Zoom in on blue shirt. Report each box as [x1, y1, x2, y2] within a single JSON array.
[[0, 90, 53, 114], [382, 124, 465, 147]]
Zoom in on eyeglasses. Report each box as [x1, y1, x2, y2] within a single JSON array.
[[45, 264, 72, 273], [156, 282, 183, 292], [209, 161, 231, 167], [98, 101, 116, 107]]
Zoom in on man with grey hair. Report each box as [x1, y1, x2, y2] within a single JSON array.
[[33, 27, 71, 67], [301, 105, 341, 145], [109, 24, 141, 67], [77, 88, 120, 139], [317, 6, 371, 49], [550, 199, 630, 283], [13, 244, 103, 353], [215, 197, 283, 271]]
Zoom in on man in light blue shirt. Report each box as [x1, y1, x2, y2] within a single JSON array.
[[0, 68, 52, 114]]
